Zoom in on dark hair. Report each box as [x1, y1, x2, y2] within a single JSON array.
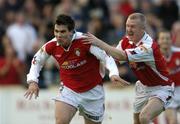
[[0, 43, 4, 57], [55, 14, 75, 31]]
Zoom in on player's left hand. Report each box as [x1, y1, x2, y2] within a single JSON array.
[[110, 75, 130, 87]]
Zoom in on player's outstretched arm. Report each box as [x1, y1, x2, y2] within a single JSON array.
[[83, 32, 127, 61], [25, 46, 50, 100]]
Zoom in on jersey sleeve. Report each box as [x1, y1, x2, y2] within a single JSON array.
[[116, 40, 123, 51], [116, 40, 127, 64], [45, 41, 54, 55], [26, 45, 50, 83], [125, 44, 154, 62], [89, 45, 119, 77]]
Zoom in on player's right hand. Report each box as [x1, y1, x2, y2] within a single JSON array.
[[82, 32, 103, 46], [24, 81, 39, 100], [110, 75, 130, 87]]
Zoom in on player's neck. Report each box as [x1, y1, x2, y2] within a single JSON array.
[[134, 33, 145, 44]]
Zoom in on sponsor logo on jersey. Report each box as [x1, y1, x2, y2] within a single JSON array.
[[61, 60, 87, 69], [74, 48, 81, 56], [176, 58, 180, 66]]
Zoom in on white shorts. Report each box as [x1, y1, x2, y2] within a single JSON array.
[[167, 86, 180, 109], [133, 81, 174, 113], [53, 85, 105, 122]]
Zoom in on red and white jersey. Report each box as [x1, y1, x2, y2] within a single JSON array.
[[116, 32, 173, 86], [165, 50, 180, 86], [27, 32, 119, 92]]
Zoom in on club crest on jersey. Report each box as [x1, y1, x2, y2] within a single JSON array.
[[74, 48, 81, 56], [176, 59, 180, 66]]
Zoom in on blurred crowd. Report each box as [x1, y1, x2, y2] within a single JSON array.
[[0, 0, 180, 88]]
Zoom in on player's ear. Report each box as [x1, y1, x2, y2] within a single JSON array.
[[71, 30, 76, 41], [70, 30, 75, 35]]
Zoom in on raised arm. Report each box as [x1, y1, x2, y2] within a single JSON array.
[[83, 32, 127, 61]]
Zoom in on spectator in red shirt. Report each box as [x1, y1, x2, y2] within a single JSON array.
[[0, 34, 25, 85]]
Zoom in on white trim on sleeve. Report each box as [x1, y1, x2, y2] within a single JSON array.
[[89, 45, 119, 78], [27, 46, 50, 83]]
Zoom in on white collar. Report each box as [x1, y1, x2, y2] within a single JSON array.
[[135, 32, 148, 46]]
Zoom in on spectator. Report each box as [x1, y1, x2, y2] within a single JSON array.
[[6, 10, 38, 62], [0, 34, 25, 85], [154, 0, 179, 30], [171, 21, 180, 48]]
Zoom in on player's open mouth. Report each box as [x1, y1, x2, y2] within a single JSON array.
[[128, 32, 134, 36]]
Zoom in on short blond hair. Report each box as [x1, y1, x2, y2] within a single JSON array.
[[128, 13, 146, 29]]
